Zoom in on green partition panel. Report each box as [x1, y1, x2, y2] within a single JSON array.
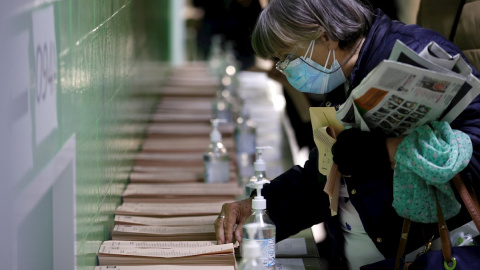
[[0, 0, 172, 269]]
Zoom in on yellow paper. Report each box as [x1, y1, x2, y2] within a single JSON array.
[[309, 107, 344, 176]]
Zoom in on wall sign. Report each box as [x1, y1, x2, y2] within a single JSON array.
[[32, 5, 58, 145]]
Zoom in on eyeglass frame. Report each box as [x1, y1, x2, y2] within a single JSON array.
[[275, 38, 364, 75], [275, 49, 342, 75]]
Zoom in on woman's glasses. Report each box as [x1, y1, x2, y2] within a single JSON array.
[[276, 53, 341, 75], [274, 38, 365, 76], [275, 53, 297, 75]]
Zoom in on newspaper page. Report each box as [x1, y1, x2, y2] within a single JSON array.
[[336, 40, 480, 136], [389, 40, 480, 123]]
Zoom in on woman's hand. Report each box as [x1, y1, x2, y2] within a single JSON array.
[[332, 128, 393, 177], [214, 198, 253, 244]]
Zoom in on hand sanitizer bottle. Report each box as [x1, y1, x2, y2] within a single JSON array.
[[224, 40, 240, 73], [245, 147, 271, 196], [223, 40, 240, 95], [235, 103, 257, 179], [212, 85, 233, 124], [204, 119, 230, 183], [238, 223, 263, 270], [242, 180, 276, 269], [208, 35, 225, 78], [221, 74, 240, 120]]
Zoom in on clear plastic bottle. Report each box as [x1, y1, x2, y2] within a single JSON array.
[[221, 41, 241, 115], [238, 223, 264, 270], [204, 119, 230, 183], [224, 40, 240, 92], [224, 40, 240, 70], [235, 103, 257, 180], [207, 35, 225, 78], [212, 85, 234, 124], [242, 180, 276, 269]]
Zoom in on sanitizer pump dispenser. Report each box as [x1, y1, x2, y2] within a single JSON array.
[[245, 146, 271, 196], [242, 179, 276, 269]]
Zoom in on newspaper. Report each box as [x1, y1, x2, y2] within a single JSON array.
[[336, 40, 480, 136]]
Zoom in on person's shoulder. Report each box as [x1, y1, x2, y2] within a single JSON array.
[[389, 22, 460, 55], [372, 9, 452, 52]]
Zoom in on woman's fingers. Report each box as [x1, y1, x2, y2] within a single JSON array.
[[234, 220, 245, 243], [214, 204, 228, 244], [214, 198, 253, 244], [215, 202, 239, 244], [214, 217, 225, 244], [236, 198, 253, 243], [223, 209, 238, 244]]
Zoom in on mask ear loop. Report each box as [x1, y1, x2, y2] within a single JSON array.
[[323, 50, 332, 72], [308, 40, 315, 59], [304, 40, 315, 59], [320, 49, 332, 92]]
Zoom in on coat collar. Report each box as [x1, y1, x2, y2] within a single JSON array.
[[323, 9, 391, 106]]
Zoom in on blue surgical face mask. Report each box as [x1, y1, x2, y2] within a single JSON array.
[[283, 40, 346, 94]]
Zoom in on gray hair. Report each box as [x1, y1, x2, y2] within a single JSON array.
[[251, 0, 373, 59]]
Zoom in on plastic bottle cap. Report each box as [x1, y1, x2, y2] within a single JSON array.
[[252, 196, 266, 210], [210, 119, 226, 142], [254, 146, 272, 172], [210, 129, 222, 142], [252, 180, 266, 210], [254, 159, 265, 172], [242, 224, 262, 258]]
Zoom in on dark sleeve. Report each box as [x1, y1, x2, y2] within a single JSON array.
[[441, 40, 480, 195], [451, 94, 480, 194], [261, 148, 332, 242]]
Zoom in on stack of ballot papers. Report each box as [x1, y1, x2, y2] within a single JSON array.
[[130, 153, 237, 183], [146, 123, 234, 138], [95, 266, 235, 270], [111, 224, 216, 241], [140, 137, 235, 154], [121, 183, 243, 203], [114, 215, 218, 226], [115, 201, 226, 217], [97, 241, 237, 267]]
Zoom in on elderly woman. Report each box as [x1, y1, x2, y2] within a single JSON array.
[[214, 0, 480, 269]]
